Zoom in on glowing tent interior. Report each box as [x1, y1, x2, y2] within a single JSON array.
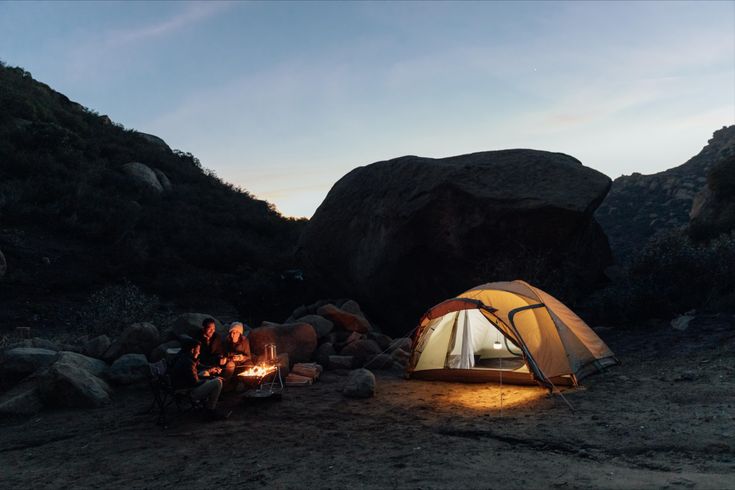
[[406, 280, 618, 388]]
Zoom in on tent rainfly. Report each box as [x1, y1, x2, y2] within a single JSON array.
[[406, 280, 618, 388]]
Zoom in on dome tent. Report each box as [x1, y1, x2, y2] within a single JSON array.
[[406, 280, 618, 388]]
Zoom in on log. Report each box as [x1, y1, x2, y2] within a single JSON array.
[[285, 373, 313, 386], [291, 365, 319, 380]]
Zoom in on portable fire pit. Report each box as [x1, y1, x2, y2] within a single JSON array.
[[237, 363, 283, 398]]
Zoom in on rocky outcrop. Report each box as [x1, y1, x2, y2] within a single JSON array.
[[249, 322, 318, 364], [56, 351, 107, 377], [300, 149, 612, 334], [83, 335, 111, 360], [121, 162, 171, 193], [38, 362, 111, 408], [597, 125, 735, 260], [105, 354, 149, 385], [0, 348, 58, 388], [316, 304, 370, 334], [170, 313, 224, 339], [296, 314, 334, 338], [136, 131, 171, 151], [690, 153, 735, 240], [103, 322, 159, 362]]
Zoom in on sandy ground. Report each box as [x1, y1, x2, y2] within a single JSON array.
[[1, 315, 734, 489]]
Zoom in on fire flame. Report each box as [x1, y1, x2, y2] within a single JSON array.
[[237, 364, 278, 378]]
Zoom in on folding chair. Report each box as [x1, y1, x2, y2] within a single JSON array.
[[148, 359, 205, 427]]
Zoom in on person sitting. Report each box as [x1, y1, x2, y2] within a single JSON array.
[[195, 317, 225, 369], [221, 322, 253, 384], [169, 337, 230, 420]]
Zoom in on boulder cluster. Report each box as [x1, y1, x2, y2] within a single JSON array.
[[0, 302, 413, 414]]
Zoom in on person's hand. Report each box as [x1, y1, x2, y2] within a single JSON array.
[[219, 357, 227, 366], [200, 370, 210, 377], [212, 367, 222, 374]]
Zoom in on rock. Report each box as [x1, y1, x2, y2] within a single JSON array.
[[289, 305, 309, 322], [56, 351, 107, 377], [690, 153, 735, 239], [83, 335, 111, 359], [341, 300, 364, 317], [391, 348, 410, 366], [105, 353, 150, 385], [328, 355, 354, 370], [317, 304, 370, 333], [671, 314, 695, 331], [249, 322, 317, 364], [296, 314, 334, 338], [367, 332, 392, 351], [0, 248, 6, 277], [171, 313, 224, 339], [136, 131, 171, 151], [153, 169, 172, 191], [315, 343, 337, 366], [343, 331, 366, 347], [0, 378, 43, 416], [340, 339, 382, 367], [389, 337, 412, 353], [0, 348, 58, 388], [366, 353, 394, 370], [599, 126, 735, 260], [121, 162, 165, 192], [301, 149, 612, 335], [39, 362, 111, 408], [149, 340, 181, 362], [5, 338, 60, 352], [342, 368, 376, 399], [104, 322, 159, 361]]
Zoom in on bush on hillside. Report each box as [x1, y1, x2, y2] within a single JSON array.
[[586, 230, 735, 324]]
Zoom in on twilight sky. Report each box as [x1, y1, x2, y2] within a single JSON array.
[[1, 1, 733, 217]]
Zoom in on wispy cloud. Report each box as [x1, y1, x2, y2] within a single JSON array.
[[105, 2, 232, 47], [67, 2, 233, 79]]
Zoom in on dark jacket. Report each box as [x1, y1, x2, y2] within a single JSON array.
[[169, 352, 200, 390], [223, 336, 252, 364], [195, 331, 223, 367]]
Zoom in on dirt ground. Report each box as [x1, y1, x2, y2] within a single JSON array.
[[1, 315, 734, 489]]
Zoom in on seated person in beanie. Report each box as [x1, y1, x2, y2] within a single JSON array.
[[195, 318, 225, 369], [169, 338, 230, 420], [221, 322, 253, 382]]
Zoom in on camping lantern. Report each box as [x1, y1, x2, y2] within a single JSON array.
[[264, 343, 277, 364], [493, 340, 502, 350]]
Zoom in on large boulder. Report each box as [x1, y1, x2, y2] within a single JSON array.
[[83, 335, 111, 360], [0, 378, 43, 416], [105, 353, 149, 385], [339, 339, 381, 367], [300, 149, 612, 335], [0, 348, 58, 388], [342, 368, 376, 399], [104, 322, 159, 362], [315, 342, 337, 367], [121, 162, 165, 193], [170, 313, 224, 339], [316, 304, 370, 333], [56, 351, 107, 377], [4, 337, 60, 352], [249, 322, 317, 364], [296, 314, 334, 338], [38, 362, 111, 408], [150, 340, 181, 362]]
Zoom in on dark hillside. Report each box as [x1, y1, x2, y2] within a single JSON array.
[[0, 63, 306, 330], [596, 125, 735, 262]]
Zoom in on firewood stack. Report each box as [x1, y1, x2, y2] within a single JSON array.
[[285, 363, 323, 387]]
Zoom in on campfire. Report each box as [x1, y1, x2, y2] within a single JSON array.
[[237, 364, 278, 379]]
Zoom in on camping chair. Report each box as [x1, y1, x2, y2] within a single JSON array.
[[148, 359, 205, 427]]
